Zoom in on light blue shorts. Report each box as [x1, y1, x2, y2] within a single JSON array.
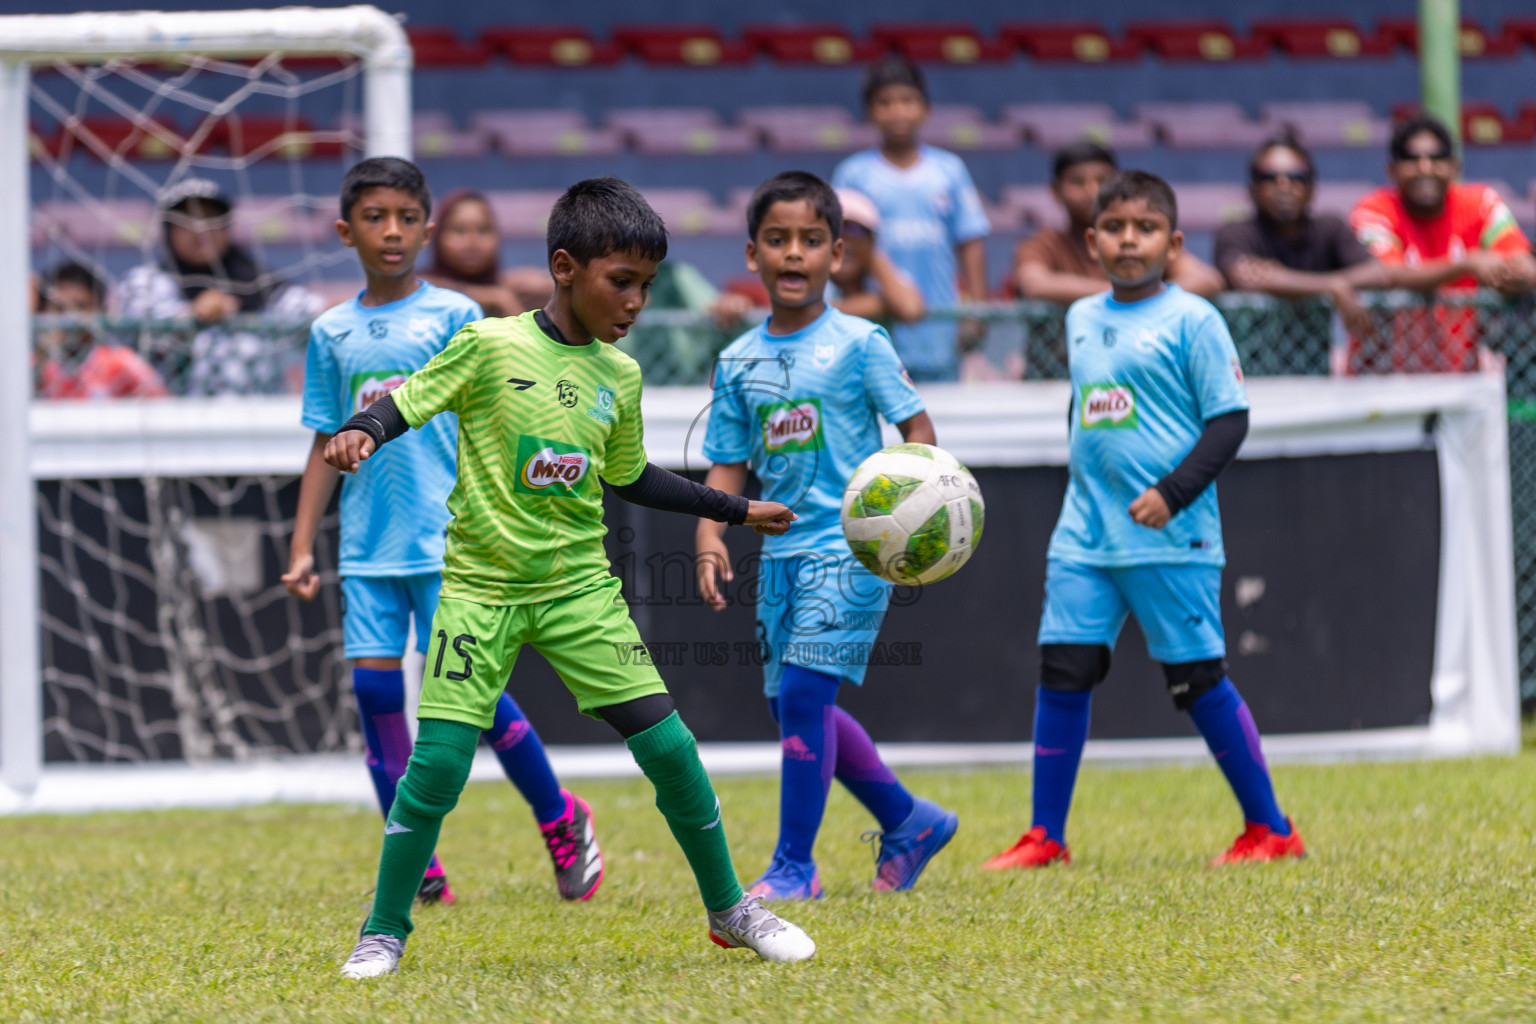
[[758, 554, 893, 697], [1037, 559, 1226, 665], [340, 573, 442, 659]]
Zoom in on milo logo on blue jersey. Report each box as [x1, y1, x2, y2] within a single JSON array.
[[514, 435, 593, 497], [350, 369, 411, 414], [759, 398, 825, 453], [1079, 383, 1139, 430]]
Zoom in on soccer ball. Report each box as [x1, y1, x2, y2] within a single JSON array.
[[840, 443, 984, 585]]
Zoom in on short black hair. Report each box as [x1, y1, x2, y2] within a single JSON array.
[[1053, 141, 1118, 182], [861, 54, 927, 108], [37, 261, 105, 311], [1091, 170, 1179, 230], [746, 171, 843, 241], [1249, 131, 1316, 182], [546, 177, 668, 265], [1390, 112, 1456, 162], [339, 157, 431, 221]]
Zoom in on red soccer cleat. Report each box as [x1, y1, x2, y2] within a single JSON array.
[[982, 825, 1070, 870], [1211, 818, 1306, 866]]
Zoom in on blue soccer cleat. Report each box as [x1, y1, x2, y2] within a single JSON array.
[[747, 851, 824, 901], [868, 797, 959, 892]]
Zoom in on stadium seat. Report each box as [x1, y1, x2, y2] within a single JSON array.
[[405, 26, 490, 67], [610, 26, 753, 65], [54, 116, 184, 161], [411, 111, 490, 159], [1504, 20, 1536, 54], [740, 25, 881, 65], [1248, 19, 1394, 58], [1136, 103, 1271, 148], [1166, 183, 1251, 231], [754, 112, 879, 153], [605, 109, 757, 155], [1310, 180, 1377, 219], [471, 110, 624, 158], [737, 106, 855, 133], [1391, 101, 1534, 146], [214, 115, 345, 159], [999, 185, 1067, 230], [230, 196, 331, 245], [637, 188, 722, 235], [1374, 18, 1520, 58], [480, 26, 622, 66], [33, 198, 156, 248], [1001, 103, 1154, 149], [1124, 20, 1267, 61], [869, 23, 1013, 63], [1259, 101, 1390, 148], [999, 22, 1140, 62], [483, 190, 564, 239], [920, 105, 1021, 151]]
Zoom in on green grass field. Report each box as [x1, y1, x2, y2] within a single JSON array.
[[5, 753, 1536, 1023]]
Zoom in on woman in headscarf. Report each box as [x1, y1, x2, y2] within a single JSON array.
[[421, 189, 551, 317]]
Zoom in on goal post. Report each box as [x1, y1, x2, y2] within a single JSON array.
[[0, 6, 411, 799]]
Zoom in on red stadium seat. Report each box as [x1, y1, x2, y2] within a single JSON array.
[[999, 23, 1140, 63], [214, 115, 345, 159], [1391, 101, 1534, 146], [1248, 19, 1394, 58], [610, 26, 753, 65], [1260, 101, 1390, 147], [1504, 20, 1536, 53], [55, 116, 184, 161], [405, 26, 490, 68], [1136, 103, 1270, 149], [868, 23, 1013, 63], [1375, 18, 1520, 57], [1001, 103, 1154, 149], [480, 26, 622, 67], [1124, 20, 1267, 61], [740, 25, 881, 65], [470, 110, 624, 158]]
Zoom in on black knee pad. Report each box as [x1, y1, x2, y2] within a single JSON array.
[[1161, 658, 1227, 711], [1040, 643, 1112, 692], [596, 693, 677, 739]]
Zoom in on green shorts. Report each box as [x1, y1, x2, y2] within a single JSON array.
[[418, 575, 668, 730]]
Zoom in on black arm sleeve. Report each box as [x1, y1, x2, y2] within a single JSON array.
[[336, 393, 409, 449], [1152, 409, 1249, 515], [609, 463, 749, 525]]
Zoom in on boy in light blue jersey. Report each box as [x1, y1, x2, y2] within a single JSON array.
[[984, 171, 1305, 872], [832, 55, 990, 382], [698, 172, 958, 899], [284, 158, 603, 905]]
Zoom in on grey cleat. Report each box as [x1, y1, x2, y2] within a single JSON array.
[[340, 933, 404, 979], [707, 893, 816, 963]]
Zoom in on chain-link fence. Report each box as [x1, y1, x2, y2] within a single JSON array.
[[30, 291, 1536, 702]]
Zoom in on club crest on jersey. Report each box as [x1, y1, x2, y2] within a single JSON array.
[[812, 343, 836, 369], [515, 435, 593, 496], [350, 369, 411, 413], [587, 384, 617, 424], [758, 398, 825, 453], [1080, 383, 1140, 429], [368, 319, 388, 339]]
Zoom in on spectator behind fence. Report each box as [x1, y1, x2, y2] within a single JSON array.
[[421, 189, 556, 316], [828, 188, 926, 325], [118, 178, 320, 394], [833, 55, 990, 381], [35, 262, 165, 399], [1013, 142, 1224, 304], [1216, 134, 1487, 341], [1349, 113, 1536, 371]]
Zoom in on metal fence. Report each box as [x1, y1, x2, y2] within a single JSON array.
[[30, 292, 1536, 701]]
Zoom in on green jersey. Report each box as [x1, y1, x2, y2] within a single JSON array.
[[392, 310, 647, 605]]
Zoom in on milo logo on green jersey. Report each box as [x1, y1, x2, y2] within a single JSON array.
[[515, 435, 593, 496], [759, 398, 824, 453], [350, 369, 411, 413], [1079, 383, 1139, 429]]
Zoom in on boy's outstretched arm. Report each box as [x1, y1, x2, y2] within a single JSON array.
[[896, 410, 936, 446], [282, 432, 341, 600], [694, 462, 749, 612], [1129, 409, 1249, 529], [324, 393, 409, 472]]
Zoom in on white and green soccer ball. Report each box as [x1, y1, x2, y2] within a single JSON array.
[[840, 443, 984, 585]]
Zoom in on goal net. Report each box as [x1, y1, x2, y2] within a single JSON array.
[[1, 7, 410, 797]]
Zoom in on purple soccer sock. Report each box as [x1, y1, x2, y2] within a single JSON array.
[[1188, 679, 1290, 835], [772, 665, 842, 864], [830, 706, 914, 832], [484, 691, 567, 825], [353, 666, 445, 878]]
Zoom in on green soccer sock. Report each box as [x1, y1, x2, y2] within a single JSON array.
[[626, 711, 745, 913], [362, 718, 480, 940]]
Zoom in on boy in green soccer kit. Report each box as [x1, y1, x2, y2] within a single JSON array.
[[328, 178, 816, 978]]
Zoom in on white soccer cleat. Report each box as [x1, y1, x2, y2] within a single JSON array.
[[707, 893, 817, 963], [340, 933, 404, 979]]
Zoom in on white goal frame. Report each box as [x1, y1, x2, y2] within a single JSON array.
[[0, 6, 411, 799]]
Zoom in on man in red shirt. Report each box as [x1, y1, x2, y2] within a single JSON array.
[[1349, 113, 1536, 372]]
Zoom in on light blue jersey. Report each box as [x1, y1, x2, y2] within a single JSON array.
[[301, 281, 482, 577], [832, 145, 990, 379], [704, 306, 925, 558], [1049, 284, 1249, 568]]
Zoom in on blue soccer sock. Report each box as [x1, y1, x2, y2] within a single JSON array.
[[771, 664, 842, 864], [1031, 686, 1093, 844], [485, 691, 567, 825], [1187, 679, 1290, 835]]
